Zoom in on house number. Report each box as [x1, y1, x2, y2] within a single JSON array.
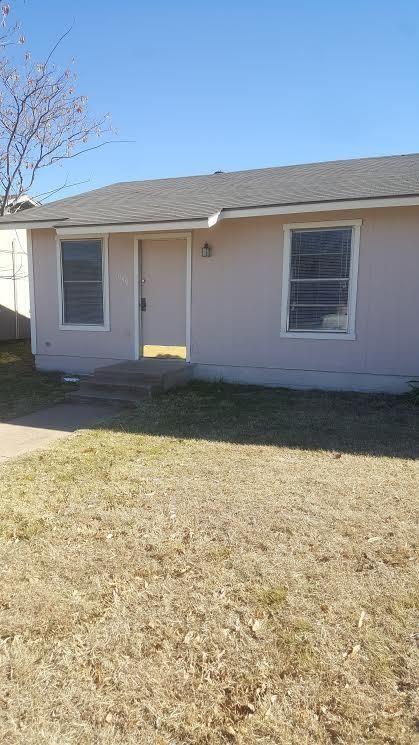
[[116, 272, 128, 285]]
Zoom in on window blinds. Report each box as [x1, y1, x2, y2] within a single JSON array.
[[61, 239, 104, 325], [288, 228, 352, 332]]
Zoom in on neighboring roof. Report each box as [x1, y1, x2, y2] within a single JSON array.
[[6, 194, 40, 213], [0, 153, 419, 229]]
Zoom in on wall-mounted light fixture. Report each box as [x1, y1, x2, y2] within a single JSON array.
[[201, 241, 212, 257]]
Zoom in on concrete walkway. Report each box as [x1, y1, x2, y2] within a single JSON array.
[[0, 403, 114, 462]]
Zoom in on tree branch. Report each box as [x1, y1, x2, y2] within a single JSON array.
[[0, 9, 125, 213]]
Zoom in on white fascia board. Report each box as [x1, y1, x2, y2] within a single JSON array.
[[56, 218, 210, 236], [221, 195, 419, 219], [0, 221, 59, 230]]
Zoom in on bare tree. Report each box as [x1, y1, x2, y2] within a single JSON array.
[[0, 3, 118, 290], [0, 4, 115, 215], [0, 3, 21, 49]]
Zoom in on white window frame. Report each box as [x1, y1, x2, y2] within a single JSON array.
[[280, 219, 361, 340], [56, 233, 110, 331]]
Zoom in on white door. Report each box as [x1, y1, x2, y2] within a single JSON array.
[[140, 238, 186, 358]]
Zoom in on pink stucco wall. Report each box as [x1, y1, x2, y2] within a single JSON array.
[[191, 208, 419, 377], [31, 206, 419, 386], [32, 230, 136, 367]]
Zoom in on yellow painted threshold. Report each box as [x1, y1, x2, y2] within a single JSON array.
[[142, 345, 186, 360]]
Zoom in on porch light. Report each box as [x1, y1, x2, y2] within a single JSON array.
[[202, 241, 212, 257]]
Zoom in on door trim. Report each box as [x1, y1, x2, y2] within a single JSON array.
[[133, 232, 192, 362]]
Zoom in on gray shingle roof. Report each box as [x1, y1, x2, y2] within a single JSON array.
[[1, 153, 419, 228]]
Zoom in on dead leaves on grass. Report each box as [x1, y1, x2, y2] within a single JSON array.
[[0, 387, 416, 744], [358, 610, 366, 628], [342, 643, 361, 659]]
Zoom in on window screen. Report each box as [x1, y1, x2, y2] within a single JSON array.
[[288, 228, 352, 332], [61, 239, 104, 325]]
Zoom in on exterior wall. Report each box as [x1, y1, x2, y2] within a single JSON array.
[[30, 206, 419, 390], [0, 229, 30, 340], [190, 207, 419, 390], [32, 229, 136, 371]]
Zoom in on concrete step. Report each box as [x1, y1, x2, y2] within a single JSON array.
[[67, 388, 146, 407], [68, 361, 194, 407], [94, 360, 188, 377], [93, 364, 193, 391], [94, 372, 167, 386], [97, 368, 192, 390], [79, 380, 162, 396]]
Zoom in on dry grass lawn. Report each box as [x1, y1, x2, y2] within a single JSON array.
[[0, 382, 417, 744], [0, 340, 72, 421]]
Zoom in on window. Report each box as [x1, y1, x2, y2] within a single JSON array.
[[281, 221, 360, 339], [59, 237, 109, 329]]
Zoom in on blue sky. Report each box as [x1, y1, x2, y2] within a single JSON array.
[[13, 0, 419, 199]]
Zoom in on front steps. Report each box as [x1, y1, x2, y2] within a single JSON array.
[[68, 358, 194, 407]]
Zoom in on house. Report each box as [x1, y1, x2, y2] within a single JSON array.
[[0, 194, 39, 341], [0, 153, 418, 392]]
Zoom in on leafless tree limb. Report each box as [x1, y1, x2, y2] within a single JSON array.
[[0, 5, 122, 215], [32, 176, 91, 201]]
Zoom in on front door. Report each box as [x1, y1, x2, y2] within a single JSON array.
[[140, 238, 186, 359]]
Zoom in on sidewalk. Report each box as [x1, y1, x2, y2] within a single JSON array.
[[0, 403, 114, 461]]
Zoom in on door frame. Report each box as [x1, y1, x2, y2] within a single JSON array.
[[133, 232, 192, 362]]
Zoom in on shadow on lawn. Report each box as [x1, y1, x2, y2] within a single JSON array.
[[108, 381, 418, 460], [0, 339, 69, 421]]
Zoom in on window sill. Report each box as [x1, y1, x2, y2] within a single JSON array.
[[280, 331, 356, 341], [58, 324, 110, 332]]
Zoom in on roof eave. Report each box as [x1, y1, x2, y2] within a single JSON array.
[[220, 194, 419, 220], [0, 194, 418, 232], [0, 219, 66, 230], [55, 216, 215, 236]]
